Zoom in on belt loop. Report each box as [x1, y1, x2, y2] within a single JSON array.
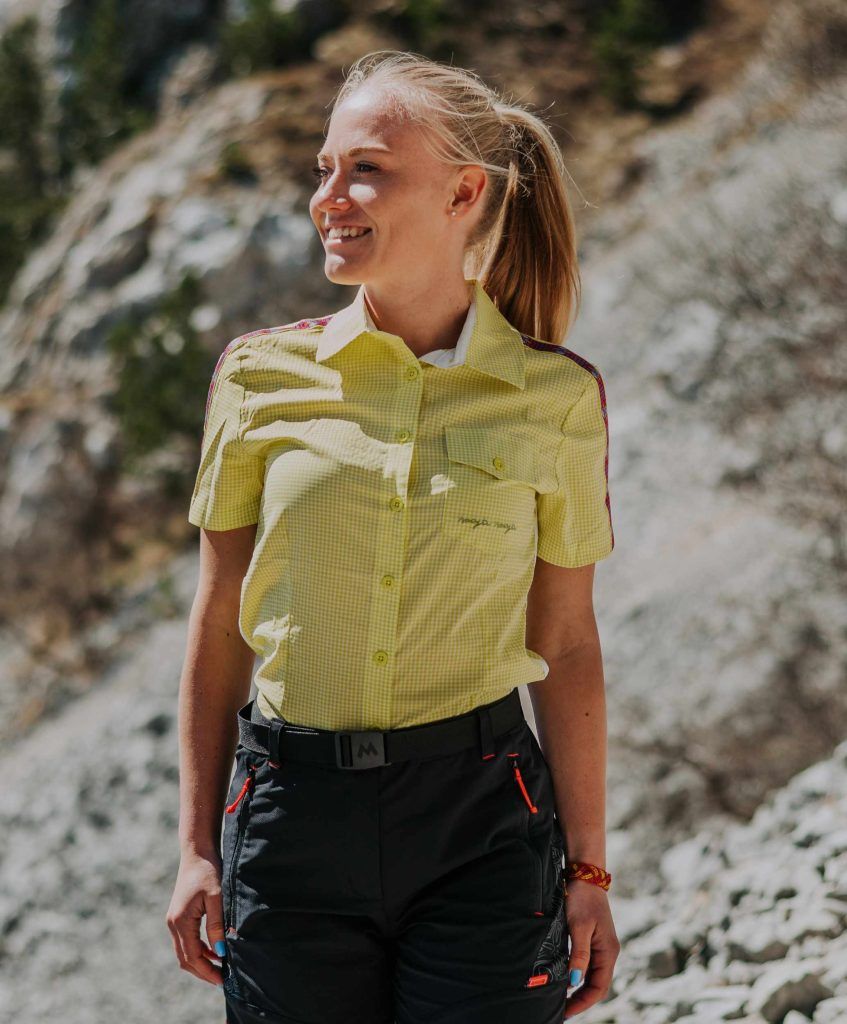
[[477, 705, 495, 761], [268, 718, 284, 765]]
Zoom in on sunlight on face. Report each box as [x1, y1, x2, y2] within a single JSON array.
[[309, 87, 474, 289]]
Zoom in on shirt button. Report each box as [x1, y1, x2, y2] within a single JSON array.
[[492, 456, 505, 471], [389, 496, 405, 511], [404, 365, 419, 381], [396, 429, 411, 442], [381, 574, 395, 588], [373, 650, 389, 665]]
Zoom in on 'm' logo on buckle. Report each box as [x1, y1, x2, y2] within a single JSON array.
[[335, 730, 390, 768]]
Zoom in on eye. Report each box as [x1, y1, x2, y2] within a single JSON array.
[[311, 162, 377, 180]]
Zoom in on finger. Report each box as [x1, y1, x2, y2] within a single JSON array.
[[563, 968, 608, 1018], [182, 922, 224, 985], [173, 896, 226, 986], [205, 891, 228, 968], [563, 947, 617, 1018], [565, 918, 593, 991], [166, 905, 199, 979]]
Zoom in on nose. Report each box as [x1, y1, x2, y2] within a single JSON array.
[[313, 167, 353, 210], [314, 191, 352, 218]]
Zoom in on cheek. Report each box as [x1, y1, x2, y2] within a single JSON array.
[[377, 195, 441, 242], [393, 211, 443, 251]]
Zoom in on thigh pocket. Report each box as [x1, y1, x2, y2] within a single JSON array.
[[441, 426, 557, 572]]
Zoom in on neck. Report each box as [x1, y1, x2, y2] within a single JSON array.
[[364, 276, 474, 357]]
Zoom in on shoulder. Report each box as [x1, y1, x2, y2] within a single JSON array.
[[211, 314, 334, 377], [226, 314, 334, 356], [519, 333, 608, 416], [238, 315, 334, 343], [520, 333, 603, 384]]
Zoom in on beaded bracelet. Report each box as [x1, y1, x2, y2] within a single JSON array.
[[563, 860, 612, 894]]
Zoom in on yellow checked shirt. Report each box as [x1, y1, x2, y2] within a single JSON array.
[[188, 278, 614, 730]]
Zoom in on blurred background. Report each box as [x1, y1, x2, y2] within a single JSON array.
[[0, 0, 845, 1021]]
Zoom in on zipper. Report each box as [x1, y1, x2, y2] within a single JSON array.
[[226, 762, 258, 814], [225, 761, 259, 928], [506, 752, 544, 913], [510, 757, 538, 815]]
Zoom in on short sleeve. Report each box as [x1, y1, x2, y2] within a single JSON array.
[[536, 369, 615, 567], [187, 345, 264, 530]]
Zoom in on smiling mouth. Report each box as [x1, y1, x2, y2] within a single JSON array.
[[325, 229, 372, 245]]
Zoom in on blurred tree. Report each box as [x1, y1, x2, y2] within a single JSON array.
[[57, 0, 154, 175], [588, 0, 705, 107], [105, 273, 213, 468], [0, 16, 64, 304], [219, 0, 347, 76]]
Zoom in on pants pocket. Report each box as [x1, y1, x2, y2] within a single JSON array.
[[525, 834, 569, 988], [503, 723, 565, 915], [222, 748, 264, 932], [505, 748, 559, 913]]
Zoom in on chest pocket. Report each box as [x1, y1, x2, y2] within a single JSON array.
[[441, 425, 558, 560]]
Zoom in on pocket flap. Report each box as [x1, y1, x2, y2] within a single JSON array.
[[444, 425, 557, 492]]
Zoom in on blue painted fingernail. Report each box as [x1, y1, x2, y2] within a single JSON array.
[[215, 940, 227, 957], [569, 968, 582, 985]]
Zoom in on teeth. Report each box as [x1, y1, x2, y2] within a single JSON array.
[[328, 226, 371, 239]]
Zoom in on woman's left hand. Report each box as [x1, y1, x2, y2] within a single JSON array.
[[561, 880, 620, 1019]]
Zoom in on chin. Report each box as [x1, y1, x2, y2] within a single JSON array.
[[324, 261, 368, 285]]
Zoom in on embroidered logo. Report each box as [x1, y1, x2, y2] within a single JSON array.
[[456, 513, 517, 536]]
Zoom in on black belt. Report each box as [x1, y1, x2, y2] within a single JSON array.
[[236, 687, 525, 769]]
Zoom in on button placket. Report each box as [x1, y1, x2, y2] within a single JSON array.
[[362, 365, 422, 723]]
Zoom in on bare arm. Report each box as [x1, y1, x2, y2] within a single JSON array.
[[525, 558, 607, 870], [179, 524, 258, 855], [525, 555, 619, 1017], [168, 523, 257, 987]]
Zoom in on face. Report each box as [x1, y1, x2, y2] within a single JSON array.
[[309, 87, 486, 290]]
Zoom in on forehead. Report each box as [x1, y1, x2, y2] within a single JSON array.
[[318, 90, 416, 158]]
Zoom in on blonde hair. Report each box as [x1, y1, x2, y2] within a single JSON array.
[[330, 50, 581, 345]]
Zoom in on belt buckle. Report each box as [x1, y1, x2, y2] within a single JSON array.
[[334, 730, 390, 769]]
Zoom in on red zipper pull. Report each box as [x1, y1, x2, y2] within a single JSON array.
[[225, 764, 257, 814], [512, 761, 538, 814]]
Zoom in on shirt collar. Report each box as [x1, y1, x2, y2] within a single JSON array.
[[315, 277, 526, 390], [364, 286, 476, 369]]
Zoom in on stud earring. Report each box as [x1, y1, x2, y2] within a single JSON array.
[[451, 211, 457, 217]]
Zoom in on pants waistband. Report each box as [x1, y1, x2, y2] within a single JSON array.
[[236, 688, 525, 770]]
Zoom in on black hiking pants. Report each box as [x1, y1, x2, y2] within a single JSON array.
[[220, 687, 570, 1023]]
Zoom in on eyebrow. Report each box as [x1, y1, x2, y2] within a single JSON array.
[[315, 145, 392, 161]]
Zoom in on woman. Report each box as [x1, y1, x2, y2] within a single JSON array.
[[167, 50, 619, 1024]]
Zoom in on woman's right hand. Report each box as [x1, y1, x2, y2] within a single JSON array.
[[166, 848, 228, 987]]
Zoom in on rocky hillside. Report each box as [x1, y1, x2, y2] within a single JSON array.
[[0, 553, 844, 1022], [590, 740, 847, 1023], [0, 0, 845, 1020]]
